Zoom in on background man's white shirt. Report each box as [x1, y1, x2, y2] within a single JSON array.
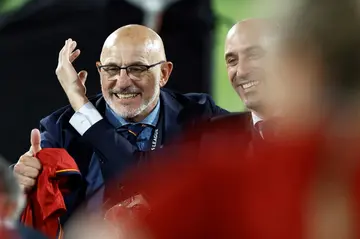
[[251, 111, 265, 139], [251, 111, 262, 126]]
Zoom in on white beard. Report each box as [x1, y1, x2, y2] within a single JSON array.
[[108, 84, 160, 119]]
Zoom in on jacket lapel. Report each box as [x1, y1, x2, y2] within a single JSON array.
[[94, 96, 107, 115], [160, 90, 184, 144]]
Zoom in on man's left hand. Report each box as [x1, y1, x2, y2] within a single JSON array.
[[55, 38, 89, 111]]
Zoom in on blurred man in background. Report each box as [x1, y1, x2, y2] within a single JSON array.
[[194, 18, 279, 158], [210, 19, 277, 134], [0, 156, 47, 239], [66, 0, 360, 238], [225, 19, 274, 123], [13, 24, 226, 227]]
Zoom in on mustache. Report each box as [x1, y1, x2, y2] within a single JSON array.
[[109, 87, 141, 94]]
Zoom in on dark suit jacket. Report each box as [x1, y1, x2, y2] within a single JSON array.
[[144, 112, 261, 168], [97, 112, 265, 219], [135, 112, 261, 183], [38, 88, 227, 224], [195, 112, 263, 159]]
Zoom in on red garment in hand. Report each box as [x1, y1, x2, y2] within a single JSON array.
[[21, 148, 81, 239]]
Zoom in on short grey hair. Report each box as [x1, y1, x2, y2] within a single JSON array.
[[0, 156, 25, 221]]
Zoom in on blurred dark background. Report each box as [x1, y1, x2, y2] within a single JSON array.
[[0, 0, 216, 162]]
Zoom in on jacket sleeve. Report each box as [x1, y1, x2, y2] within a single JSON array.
[[205, 94, 229, 116], [39, 120, 61, 149]]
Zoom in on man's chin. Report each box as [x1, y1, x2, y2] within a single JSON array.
[[111, 105, 142, 118], [244, 98, 262, 112]]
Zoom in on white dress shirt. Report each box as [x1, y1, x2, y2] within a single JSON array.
[[69, 102, 103, 136], [251, 111, 262, 126], [251, 111, 265, 139]]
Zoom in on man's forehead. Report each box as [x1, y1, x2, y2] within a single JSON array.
[[227, 25, 265, 45], [102, 55, 148, 65], [101, 43, 160, 64], [225, 33, 265, 55], [225, 22, 275, 54]]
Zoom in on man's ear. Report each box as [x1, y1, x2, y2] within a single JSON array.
[[96, 61, 102, 74], [159, 61, 173, 87]]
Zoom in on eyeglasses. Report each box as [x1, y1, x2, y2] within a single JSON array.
[[96, 61, 165, 80]]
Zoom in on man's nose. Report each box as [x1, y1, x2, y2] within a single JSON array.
[[114, 68, 132, 80], [112, 69, 133, 87], [117, 68, 130, 79], [236, 60, 250, 78]]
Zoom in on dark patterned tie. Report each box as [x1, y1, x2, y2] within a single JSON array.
[[125, 124, 147, 146], [256, 120, 275, 140]]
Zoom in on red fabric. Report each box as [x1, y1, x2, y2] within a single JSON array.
[[104, 131, 360, 239], [0, 227, 20, 239], [20, 148, 81, 239]]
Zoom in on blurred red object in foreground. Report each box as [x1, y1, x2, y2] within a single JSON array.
[[101, 128, 360, 239]]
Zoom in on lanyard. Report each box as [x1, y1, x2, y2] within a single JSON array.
[[147, 108, 164, 151]]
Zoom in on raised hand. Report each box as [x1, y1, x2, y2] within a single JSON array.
[[55, 38, 89, 111]]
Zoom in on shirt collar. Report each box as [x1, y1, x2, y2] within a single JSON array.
[[251, 111, 263, 126], [105, 100, 161, 128]]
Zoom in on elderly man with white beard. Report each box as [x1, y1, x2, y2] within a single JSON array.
[[13, 24, 227, 226]]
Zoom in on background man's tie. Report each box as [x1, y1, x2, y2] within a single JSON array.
[[256, 120, 276, 140]]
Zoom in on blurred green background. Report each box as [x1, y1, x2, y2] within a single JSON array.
[[211, 0, 255, 112], [0, 0, 30, 13]]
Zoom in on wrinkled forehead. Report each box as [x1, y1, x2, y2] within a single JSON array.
[[100, 37, 163, 65]]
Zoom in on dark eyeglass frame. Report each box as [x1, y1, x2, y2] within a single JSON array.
[[96, 60, 165, 79]]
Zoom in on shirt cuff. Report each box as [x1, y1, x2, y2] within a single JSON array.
[[69, 102, 103, 136]]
